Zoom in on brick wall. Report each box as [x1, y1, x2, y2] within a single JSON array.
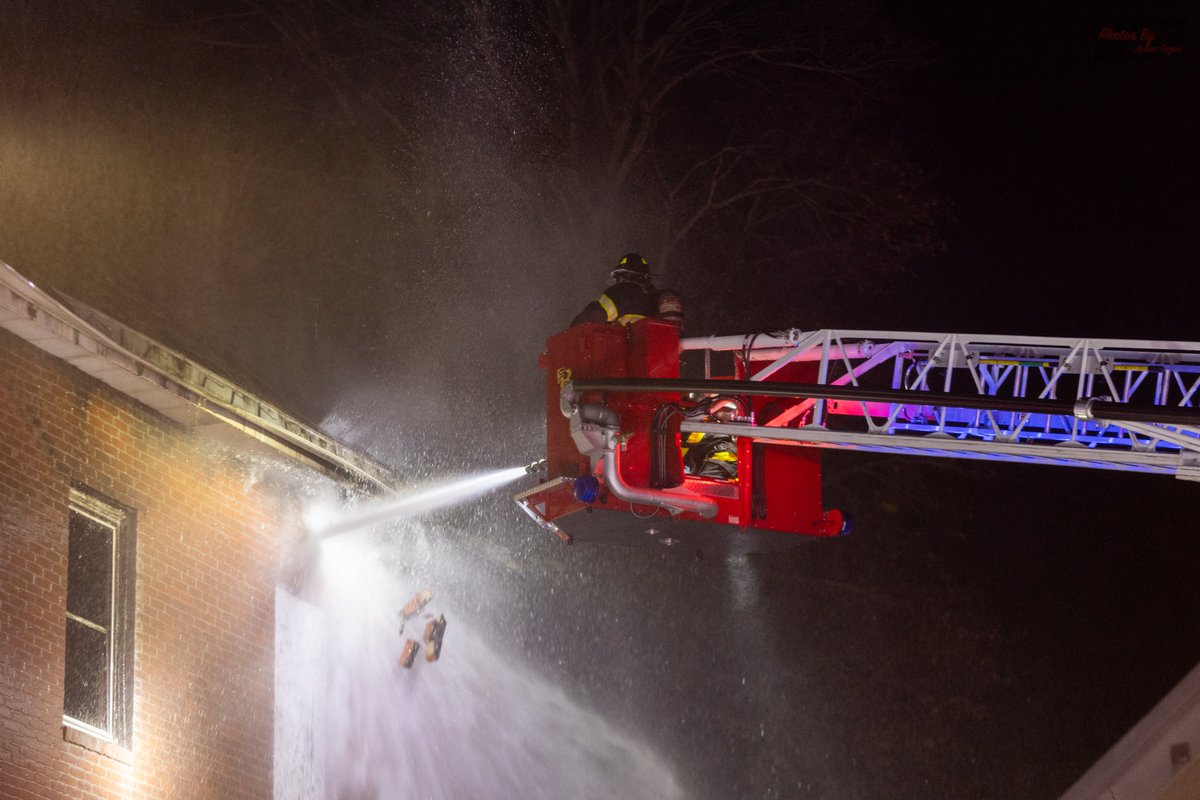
[[0, 328, 285, 799]]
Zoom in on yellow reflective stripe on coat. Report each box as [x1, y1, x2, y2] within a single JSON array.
[[708, 451, 738, 462], [598, 294, 618, 322], [617, 314, 646, 326]]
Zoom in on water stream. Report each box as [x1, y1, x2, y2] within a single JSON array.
[[304, 467, 529, 540]]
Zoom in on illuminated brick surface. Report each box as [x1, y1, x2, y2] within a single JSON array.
[[0, 328, 280, 799]]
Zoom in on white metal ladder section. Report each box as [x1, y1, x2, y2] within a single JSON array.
[[679, 330, 1200, 480]]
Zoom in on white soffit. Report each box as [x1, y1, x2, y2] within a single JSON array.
[[1, 260, 395, 495]]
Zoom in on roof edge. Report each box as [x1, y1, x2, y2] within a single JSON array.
[[0, 260, 397, 496], [1061, 658, 1200, 799]]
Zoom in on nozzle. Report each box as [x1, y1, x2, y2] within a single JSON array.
[[524, 458, 548, 476]]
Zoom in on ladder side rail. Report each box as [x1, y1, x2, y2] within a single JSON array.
[[748, 329, 830, 381], [756, 342, 909, 428], [679, 419, 1186, 475], [718, 332, 1200, 464], [683, 329, 1200, 358]]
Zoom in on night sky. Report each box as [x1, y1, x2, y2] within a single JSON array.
[[2, 2, 1199, 798], [860, 1, 1199, 339]]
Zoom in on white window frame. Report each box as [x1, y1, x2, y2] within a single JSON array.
[[63, 487, 134, 746]]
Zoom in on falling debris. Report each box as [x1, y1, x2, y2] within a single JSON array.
[[403, 587, 436, 623], [397, 590, 447, 669], [423, 615, 447, 662], [399, 639, 421, 669]]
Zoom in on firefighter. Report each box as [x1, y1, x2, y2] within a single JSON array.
[[681, 432, 739, 480], [570, 253, 683, 327], [681, 403, 740, 480]]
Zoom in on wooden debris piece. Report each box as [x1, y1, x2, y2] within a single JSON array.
[[399, 639, 421, 669], [423, 614, 447, 662], [401, 589, 434, 619]]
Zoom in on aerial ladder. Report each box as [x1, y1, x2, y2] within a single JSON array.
[[515, 321, 1200, 550]]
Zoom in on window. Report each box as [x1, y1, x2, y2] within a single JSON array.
[[64, 488, 135, 746]]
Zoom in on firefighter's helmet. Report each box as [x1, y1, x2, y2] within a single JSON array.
[[611, 252, 652, 281]]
